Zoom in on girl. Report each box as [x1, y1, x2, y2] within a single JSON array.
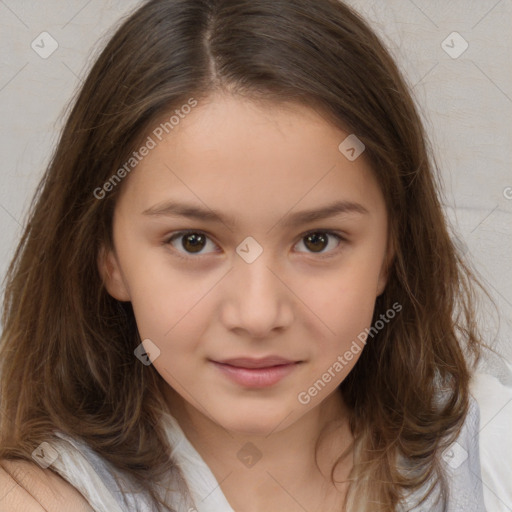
[[0, 0, 501, 510]]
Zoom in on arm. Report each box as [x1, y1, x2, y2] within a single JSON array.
[[0, 460, 94, 512]]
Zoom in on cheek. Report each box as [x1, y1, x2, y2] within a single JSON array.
[[125, 265, 227, 368], [130, 285, 208, 382], [299, 264, 379, 339], [117, 249, 200, 342], [292, 264, 380, 395], [297, 277, 376, 399], [130, 281, 206, 344]]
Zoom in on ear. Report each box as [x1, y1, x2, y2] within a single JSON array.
[[97, 245, 131, 301], [376, 236, 395, 297]]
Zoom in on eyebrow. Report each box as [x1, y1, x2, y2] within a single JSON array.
[[142, 199, 369, 230]]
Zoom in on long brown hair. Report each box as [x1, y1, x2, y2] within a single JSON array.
[[0, 0, 491, 510]]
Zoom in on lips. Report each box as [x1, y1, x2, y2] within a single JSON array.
[[214, 356, 298, 369], [211, 359, 300, 388]]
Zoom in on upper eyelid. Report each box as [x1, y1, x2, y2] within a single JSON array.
[[166, 229, 345, 241]]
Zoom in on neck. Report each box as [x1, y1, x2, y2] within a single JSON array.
[[163, 385, 353, 512]]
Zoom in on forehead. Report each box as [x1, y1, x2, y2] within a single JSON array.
[[116, 94, 385, 224]]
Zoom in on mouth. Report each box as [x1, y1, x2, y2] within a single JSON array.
[[210, 358, 302, 388], [213, 356, 300, 369]]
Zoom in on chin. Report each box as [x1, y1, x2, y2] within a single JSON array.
[[217, 407, 298, 437]]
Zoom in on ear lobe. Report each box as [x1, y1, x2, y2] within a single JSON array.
[[97, 245, 131, 301]]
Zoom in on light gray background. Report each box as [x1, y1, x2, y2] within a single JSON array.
[[0, 1, 510, 354]]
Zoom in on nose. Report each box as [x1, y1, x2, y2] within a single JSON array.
[[220, 252, 294, 338]]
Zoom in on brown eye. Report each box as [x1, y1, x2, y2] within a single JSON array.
[[295, 231, 342, 255], [304, 232, 328, 252], [167, 231, 217, 255], [181, 233, 206, 253]]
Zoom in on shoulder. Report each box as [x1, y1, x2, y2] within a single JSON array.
[[0, 459, 93, 511], [470, 369, 512, 510]]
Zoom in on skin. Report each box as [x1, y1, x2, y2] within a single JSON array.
[[99, 93, 392, 511]]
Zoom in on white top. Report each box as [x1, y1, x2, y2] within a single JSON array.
[[46, 371, 512, 511]]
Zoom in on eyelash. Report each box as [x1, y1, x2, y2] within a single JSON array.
[[163, 230, 346, 260]]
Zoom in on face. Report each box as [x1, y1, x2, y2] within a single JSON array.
[[99, 93, 392, 436]]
